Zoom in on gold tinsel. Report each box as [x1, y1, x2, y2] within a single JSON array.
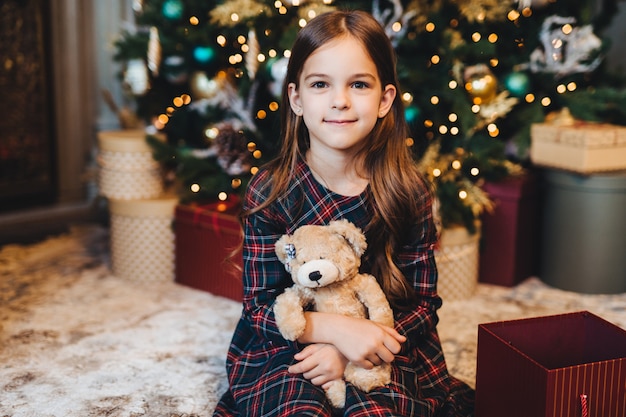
[[210, 0, 271, 27], [147, 26, 161, 77], [455, 0, 514, 23], [408, 0, 442, 31]]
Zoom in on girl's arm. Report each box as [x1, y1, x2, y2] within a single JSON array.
[[393, 214, 442, 345], [238, 171, 298, 346], [297, 311, 406, 369]]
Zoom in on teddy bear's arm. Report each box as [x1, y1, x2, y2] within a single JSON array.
[[353, 274, 395, 328], [273, 286, 309, 341]]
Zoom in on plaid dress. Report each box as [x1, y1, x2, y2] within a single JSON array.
[[213, 158, 474, 417]]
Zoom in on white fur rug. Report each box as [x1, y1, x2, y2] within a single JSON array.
[[1, 226, 625, 417]]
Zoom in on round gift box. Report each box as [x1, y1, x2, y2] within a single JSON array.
[[540, 169, 626, 294], [109, 195, 178, 283], [97, 129, 164, 200], [435, 225, 481, 301]]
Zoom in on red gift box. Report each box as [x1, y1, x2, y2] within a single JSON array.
[[174, 198, 243, 301], [479, 171, 541, 286], [475, 311, 626, 417]]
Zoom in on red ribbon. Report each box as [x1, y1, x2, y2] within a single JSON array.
[[580, 394, 588, 417], [189, 196, 241, 225]]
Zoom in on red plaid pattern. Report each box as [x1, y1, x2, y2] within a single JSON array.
[[213, 159, 474, 416]]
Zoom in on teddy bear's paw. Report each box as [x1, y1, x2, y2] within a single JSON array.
[[325, 379, 346, 409], [344, 363, 392, 392], [274, 292, 307, 341]]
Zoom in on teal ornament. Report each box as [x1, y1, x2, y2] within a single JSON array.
[[504, 72, 530, 98], [405, 105, 420, 123], [162, 0, 183, 20], [193, 46, 216, 64]]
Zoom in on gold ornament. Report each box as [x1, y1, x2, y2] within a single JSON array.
[[464, 64, 498, 104], [148, 26, 161, 77], [245, 29, 260, 80], [190, 71, 219, 99]]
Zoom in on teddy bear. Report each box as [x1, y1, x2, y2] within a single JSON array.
[[273, 219, 395, 409]]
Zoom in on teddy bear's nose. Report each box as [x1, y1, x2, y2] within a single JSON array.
[[308, 271, 322, 281]]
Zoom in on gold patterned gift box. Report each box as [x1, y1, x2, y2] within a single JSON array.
[[97, 129, 164, 200], [530, 122, 626, 174], [109, 195, 178, 283], [435, 225, 480, 301]]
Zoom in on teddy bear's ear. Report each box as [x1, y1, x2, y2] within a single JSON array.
[[328, 219, 367, 257], [275, 234, 290, 264]]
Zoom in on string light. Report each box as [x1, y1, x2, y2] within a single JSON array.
[[459, 190, 468, 199], [425, 22, 435, 32], [541, 97, 551, 106], [191, 184, 200, 193], [508, 10, 520, 21]]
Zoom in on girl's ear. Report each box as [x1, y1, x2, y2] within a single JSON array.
[[378, 84, 396, 118], [287, 82, 303, 116]]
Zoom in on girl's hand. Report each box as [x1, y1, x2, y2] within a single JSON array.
[[329, 316, 405, 369], [288, 343, 348, 388]]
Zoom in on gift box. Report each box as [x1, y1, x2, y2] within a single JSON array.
[[475, 311, 626, 417], [109, 195, 178, 282], [540, 169, 626, 294], [530, 122, 626, 174], [479, 172, 540, 287], [97, 129, 164, 200], [174, 199, 243, 301], [435, 225, 480, 301]]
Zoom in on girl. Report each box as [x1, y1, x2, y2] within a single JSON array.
[[213, 10, 474, 417]]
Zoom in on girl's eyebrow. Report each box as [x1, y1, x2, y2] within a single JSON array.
[[303, 72, 377, 81]]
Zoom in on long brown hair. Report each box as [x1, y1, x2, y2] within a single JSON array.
[[245, 10, 433, 308]]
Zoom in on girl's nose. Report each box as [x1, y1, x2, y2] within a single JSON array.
[[331, 88, 350, 110]]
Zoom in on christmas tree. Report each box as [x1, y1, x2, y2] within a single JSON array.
[[113, 0, 625, 232]]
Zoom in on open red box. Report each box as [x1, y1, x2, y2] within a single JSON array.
[[475, 311, 626, 417]]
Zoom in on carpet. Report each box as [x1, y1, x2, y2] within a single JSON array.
[[1, 226, 625, 416]]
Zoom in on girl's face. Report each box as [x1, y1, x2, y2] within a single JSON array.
[[288, 36, 396, 156]]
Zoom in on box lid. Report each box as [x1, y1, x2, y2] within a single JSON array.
[[109, 195, 179, 217], [531, 122, 626, 148], [98, 129, 164, 153]]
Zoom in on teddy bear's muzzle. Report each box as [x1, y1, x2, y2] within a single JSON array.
[[296, 259, 340, 287]]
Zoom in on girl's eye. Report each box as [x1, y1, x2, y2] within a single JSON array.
[[352, 81, 369, 89], [311, 81, 327, 88]]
